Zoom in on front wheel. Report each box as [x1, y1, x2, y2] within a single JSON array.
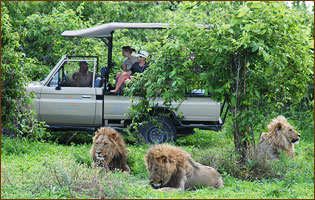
[[139, 118, 176, 144]]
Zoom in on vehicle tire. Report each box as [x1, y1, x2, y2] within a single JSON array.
[[139, 118, 176, 144]]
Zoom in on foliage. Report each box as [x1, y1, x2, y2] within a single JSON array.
[[2, 1, 178, 68], [125, 1, 314, 159], [2, 1, 313, 144], [1, 6, 47, 140], [42, 131, 94, 145]]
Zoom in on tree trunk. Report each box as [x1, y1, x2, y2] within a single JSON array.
[[232, 109, 251, 162], [230, 53, 251, 162]]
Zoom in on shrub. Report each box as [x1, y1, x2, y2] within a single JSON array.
[[71, 144, 92, 167], [43, 131, 94, 145], [1, 6, 47, 141], [126, 145, 150, 178]]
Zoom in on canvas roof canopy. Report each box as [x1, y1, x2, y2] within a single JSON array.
[[61, 22, 171, 38], [61, 22, 211, 38]]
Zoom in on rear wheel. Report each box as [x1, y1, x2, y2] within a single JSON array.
[[139, 118, 176, 144]]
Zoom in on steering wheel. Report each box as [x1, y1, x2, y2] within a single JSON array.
[[59, 71, 72, 86]]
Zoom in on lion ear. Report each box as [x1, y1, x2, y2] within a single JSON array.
[[277, 124, 282, 131], [108, 131, 119, 140]]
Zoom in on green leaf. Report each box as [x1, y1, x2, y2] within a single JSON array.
[[252, 45, 259, 52], [231, 96, 236, 107], [238, 8, 248, 18]]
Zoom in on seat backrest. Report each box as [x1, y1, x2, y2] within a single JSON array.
[[101, 67, 109, 76], [94, 67, 109, 88]]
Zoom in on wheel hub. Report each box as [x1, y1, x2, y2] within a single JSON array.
[[148, 127, 165, 143]]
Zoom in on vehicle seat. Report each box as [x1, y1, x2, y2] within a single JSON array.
[[94, 67, 109, 88], [94, 77, 102, 87]]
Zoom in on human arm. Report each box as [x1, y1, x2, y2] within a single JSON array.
[[122, 63, 127, 72]]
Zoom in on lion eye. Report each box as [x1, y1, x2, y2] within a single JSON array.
[[104, 143, 108, 146]]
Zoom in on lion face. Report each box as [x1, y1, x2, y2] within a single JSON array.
[[281, 125, 301, 144], [91, 127, 123, 165], [90, 127, 131, 173], [148, 158, 175, 189], [266, 116, 301, 145], [93, 134, 116, 163], [146, 154, 177, 189]]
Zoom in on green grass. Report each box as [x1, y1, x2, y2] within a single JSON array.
[[1, 119, 314, 199]]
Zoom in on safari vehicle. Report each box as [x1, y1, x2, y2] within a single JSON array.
[[26, 22, 229, 143]]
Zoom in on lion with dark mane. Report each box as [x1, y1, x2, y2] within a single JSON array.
[[145, 144, 223, 191], [255, 115, 301, 160], [90, 127, 130, 173]]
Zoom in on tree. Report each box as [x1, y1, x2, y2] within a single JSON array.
[[1, 6, 46, 139], [2, 1, 178, 69], [126, 1, 313, 160]]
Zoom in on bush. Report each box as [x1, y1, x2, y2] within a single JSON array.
[[1, 6, 47, 141], [1, 136, 34, 156], [71, 144, 92, 167], [43, 131, 94, 145], [126, 145, 150, 178]]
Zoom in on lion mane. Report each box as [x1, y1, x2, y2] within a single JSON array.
[[90, 127, 130, 173], [145, 144, 223, 191], [255, 115, 301, 160]]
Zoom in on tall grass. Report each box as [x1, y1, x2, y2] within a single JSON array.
[[1, 116, 314, 199]]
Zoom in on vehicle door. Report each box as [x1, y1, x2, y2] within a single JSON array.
[[39, 58, 98, 126]]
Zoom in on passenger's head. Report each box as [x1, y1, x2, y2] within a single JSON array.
[[134, 50, 149, 63], [79, 61, 89, 74], [122, 46, 136, 57]]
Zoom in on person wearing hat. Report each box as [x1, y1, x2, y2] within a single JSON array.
[[110, 50, 149, 93], [129, 50, 150, 74]]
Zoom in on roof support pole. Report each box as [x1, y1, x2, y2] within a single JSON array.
[[101, 31, 114, 82], [107, 31, 114, 72], [101, 38, 108, 46]]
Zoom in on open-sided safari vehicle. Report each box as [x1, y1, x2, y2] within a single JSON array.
[[26, 22, 229, 143]]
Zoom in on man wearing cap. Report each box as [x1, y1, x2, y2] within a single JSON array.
[[110, 50, 149, 93]]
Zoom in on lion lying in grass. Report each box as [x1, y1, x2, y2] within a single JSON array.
[[145, 144, 223, 191], [90, 127, 130, 173], [255, 115, 301, 160]]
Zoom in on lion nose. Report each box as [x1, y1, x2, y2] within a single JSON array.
[[96, 151, 102, 155]]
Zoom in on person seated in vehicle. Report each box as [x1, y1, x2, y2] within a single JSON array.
[[115, 46, 138, 82], [71, 61, 94, 87], [110, 50, 149, 93]]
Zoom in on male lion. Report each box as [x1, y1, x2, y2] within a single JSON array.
[[145, 144, 223, 191], [90, 127, 130, 173], [255, 115, 301, 160]]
